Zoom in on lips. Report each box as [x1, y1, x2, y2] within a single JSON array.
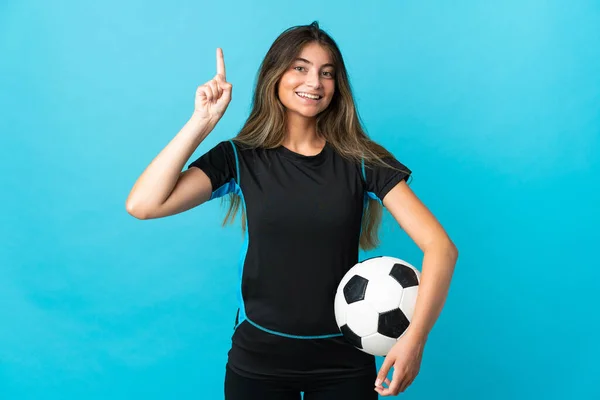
[[295, 92, 322, 102]]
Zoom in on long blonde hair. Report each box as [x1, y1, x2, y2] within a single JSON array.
[[222, 21, 411, 250]]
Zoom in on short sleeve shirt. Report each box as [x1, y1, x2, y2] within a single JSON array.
[[188, 140, 411, 380]]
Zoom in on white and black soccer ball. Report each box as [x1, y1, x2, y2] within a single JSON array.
[[334, 256, 421, 356]]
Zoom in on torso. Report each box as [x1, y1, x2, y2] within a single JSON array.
[[228, 141, 375, 380]]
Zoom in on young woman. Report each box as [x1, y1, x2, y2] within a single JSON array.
[[126, 21, 458, 399]]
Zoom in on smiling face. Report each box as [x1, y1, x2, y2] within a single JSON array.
[[277, 42, 336, 119]]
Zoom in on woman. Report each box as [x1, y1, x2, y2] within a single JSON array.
[[126, 21, 458, 399]]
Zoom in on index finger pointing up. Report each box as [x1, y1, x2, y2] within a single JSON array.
[[216, 48, 226, 80]]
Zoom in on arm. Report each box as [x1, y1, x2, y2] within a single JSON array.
[[125, 114, 216, 220], [375, 180, 458, 396], [126, 47, 233, 220], [383, 180, 458, 342]]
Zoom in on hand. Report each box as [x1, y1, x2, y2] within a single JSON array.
[[374, 333, 425, 396], [194, 48, 233, 122]]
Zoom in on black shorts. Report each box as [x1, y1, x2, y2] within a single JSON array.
[[224, 363, 378, 400]]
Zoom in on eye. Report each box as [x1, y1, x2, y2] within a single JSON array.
[[294, 66, 305, 72], [323, 71, 334, 78]]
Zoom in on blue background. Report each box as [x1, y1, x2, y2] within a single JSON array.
[[1, 0, 599, 398]]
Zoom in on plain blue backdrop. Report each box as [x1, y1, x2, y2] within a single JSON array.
[[1, 0, 599, 399]]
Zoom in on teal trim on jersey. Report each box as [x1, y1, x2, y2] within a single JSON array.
[[207, 141, 242, 201], [361, 157, 366, 181], [234, 186, 248, 328], [209, 179, 237, 200], [225, 140, 248, 330], [246, 318, 343, 339], [367, 191, 381, 204], [361, 158, 382, 205], [228, 139, 240, 183]]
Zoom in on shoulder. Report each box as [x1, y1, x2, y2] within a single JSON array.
[[362, 151, 412, 201], [229, 139, 262, 155], [212, 139, 249, 162], [361, 145, 411, 176]]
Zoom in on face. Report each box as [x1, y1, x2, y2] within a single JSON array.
[[277, 42, 336, 119]]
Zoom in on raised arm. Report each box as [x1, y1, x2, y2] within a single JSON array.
[[126, 48, 233, 219]]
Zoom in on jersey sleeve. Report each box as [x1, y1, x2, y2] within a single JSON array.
[[364, 156, 411, 202], [187, 140, 238, 200]]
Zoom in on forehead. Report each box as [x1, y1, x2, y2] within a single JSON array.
[[296, 43, 334, 66]]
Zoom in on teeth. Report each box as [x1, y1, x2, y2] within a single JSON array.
[[297, 92, 320, 100]]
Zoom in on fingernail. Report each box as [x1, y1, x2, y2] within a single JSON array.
[[375, 379, 381, 386]]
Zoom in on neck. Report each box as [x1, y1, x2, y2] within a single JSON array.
[[283, 112, 324, 149]]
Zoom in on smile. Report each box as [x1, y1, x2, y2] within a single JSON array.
[[295, 92, 322, 101]]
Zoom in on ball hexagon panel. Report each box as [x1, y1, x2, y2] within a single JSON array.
[[364, 275, 403, 313], [362, 333, 398, 356], [378, 308, 410, 338], [343, 275, 368, 304], [345, 300, 379, 337], [389, 263, 419, 288], [336, 266, 359, 295]]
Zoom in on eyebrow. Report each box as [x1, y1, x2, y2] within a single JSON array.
[[294, 57, 335, 69]]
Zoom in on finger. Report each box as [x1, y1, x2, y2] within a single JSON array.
[[381, 367, 403, 396], [215, 79, 224, 98], [399, 375, 414, 393], [375, 358, 393, 387], [196, 85, 208, 101], [203, 83, 215, 102], [220, 82, 232, 103], [208, 79, 222, 100], [374, 382, 391, 397], [216, 48, 226, 81], [221, 81, 232, 93], [376, 378, 391, 389], [374, 377, 392, 395], [398, 379, 409, 393]]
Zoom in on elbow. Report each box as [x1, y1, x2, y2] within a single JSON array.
[[426, 237, 458, 261], [446, 240, 459, 263], [125, 199, 151, 220], [450, 242, 459, 261], [442, 236, 458, 258], [445, 236, 458, 253]]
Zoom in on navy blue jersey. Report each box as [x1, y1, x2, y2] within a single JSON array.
[[188, 139, 411, 380]]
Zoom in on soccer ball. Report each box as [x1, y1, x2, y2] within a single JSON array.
[[334, 256, 421, 356]]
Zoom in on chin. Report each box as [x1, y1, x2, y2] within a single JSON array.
[[290, 101, 331, 118], [291, 108, 325, 118]]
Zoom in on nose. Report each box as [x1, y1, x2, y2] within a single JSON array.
[[305, 70, 323, 89]]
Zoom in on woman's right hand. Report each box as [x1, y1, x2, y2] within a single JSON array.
[[194, 48, 233, 122]]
